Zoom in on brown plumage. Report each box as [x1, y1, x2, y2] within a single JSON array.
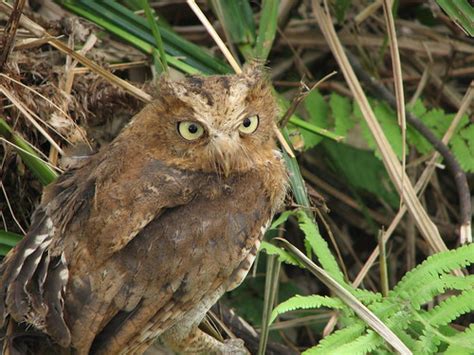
[[0, 65, 287, 354]]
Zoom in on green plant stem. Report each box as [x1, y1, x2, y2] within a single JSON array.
[[258, 254, 281, 355]]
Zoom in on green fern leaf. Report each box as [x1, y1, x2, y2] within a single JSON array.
[[413, 330, 442, 354], [450, 124, 474, 172], [359, 101, 403, 160], [352, 289, 383, 305], [445, 324, 474, 353], [296, 210, 345, 283], [270, 210, 294, 229], [409, 99, 427, 117], [444, 343, 474, 355], [420, 108, 451, 137], [302, 90, 329, 149], [322, 141, 399, 208], [260, 241, 300, 266], [424, 288, 474, 327], [308, 330, 383, 355], [303, 323, 366, 354], [402, 274, 474, 309], [330, 93, 354, 136], [393, 243, 474, 299], [270, 294, 344, 324]]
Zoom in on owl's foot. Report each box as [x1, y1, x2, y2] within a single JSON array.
[[160, 324, 249, 355], [220, 338, 250, 355]]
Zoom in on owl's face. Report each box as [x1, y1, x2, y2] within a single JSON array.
[[140, 66, 278, 175]]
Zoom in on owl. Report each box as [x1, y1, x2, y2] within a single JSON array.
[[0, 65, 287, 354]]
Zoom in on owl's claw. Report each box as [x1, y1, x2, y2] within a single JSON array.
[[218, 338, 250, 355]]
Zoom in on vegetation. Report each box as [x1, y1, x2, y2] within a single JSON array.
[[0, 0, 472, 354]]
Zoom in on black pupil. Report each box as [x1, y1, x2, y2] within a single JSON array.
[[188, 124, 198, 134], [243, 118, 252, 127]]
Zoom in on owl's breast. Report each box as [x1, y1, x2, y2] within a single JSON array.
[[129, 170, 272, 282]]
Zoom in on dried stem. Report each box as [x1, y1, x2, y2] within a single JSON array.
[[0, 0, 26, 70], [346, 51, 472, 241]]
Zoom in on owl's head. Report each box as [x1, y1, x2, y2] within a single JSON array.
[[134, 65, 279, 176]]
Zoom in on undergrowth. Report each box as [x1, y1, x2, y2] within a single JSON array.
[[267, 210, 474, 354]]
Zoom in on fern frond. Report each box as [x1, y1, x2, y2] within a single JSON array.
[[296, 210, 345, 283], [303, 323, 366, 354], [413, 330, 442, 354], [260, 241, 300, 266], [444, 343, 474, 355], [270, 294, 344, 323], [330, 93, 354, 136], [352, 289, 383, 305], [404, 274, 474, 310], [424, 288, 474, 327], [269, 210, 294, 229], [393, 243, 474, 298], [445, 324, 474, 353], [307, 330, 383, 355]]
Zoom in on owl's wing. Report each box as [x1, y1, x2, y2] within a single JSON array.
[[84, 170, 274, 354], [0, 153, 201, 349]]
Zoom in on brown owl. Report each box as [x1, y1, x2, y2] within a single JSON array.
[[0, 65, 287, 354]]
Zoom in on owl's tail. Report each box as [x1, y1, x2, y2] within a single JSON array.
[[1, 320, 72, 355], [0, 208, 71, 354]]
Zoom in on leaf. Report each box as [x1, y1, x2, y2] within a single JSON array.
[[0, 230, 22, 256], [304, 324, 366, 355], [0, 118, 58, 186], [393, 243, 474, 301], [302, 90, 329, 149], [0, 230, 22, 247], [322, 140, 399, 208], [260, 241, 300, 266], [311, 330, 383, 355], [424, 289, 474, 327], [270, 294, 344, 323], [296, 210, 345, 283], [270, 210, 294, 229], [210, 0, 256, 46], [435, 0, 474, 36], [450, 124, 474, 172], [445, 324, 474, 354], [420, 108, 451, 137], [410, 99, 427, 118], [254, 0, 279, 61], [361, 101, 403, 160], [330, 93, 354, 136], [333, 0, 351, 23]]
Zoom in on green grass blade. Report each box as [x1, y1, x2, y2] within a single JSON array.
[[435, 0, 474, 36], [141, 0, 168, 72], [0, 230, 23, 255], [254, 0, 280, 61], [57, 0, 230, 74], [211, 0, 256, 60], [281, 128, 312, 208], [0, 230, 22, 247], [0, 118, 58, 186], [58, 1, 201, 74], [258, 254, 281, 355]]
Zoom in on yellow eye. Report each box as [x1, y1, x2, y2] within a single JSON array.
[[239, 115, 259, 134], [177, 121, 204, 140]]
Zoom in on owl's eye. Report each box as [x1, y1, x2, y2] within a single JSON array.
[[238, 115, 259, 134], [177, 121, 205, 140]]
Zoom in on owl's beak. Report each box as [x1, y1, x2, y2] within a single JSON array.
[[211, 133, 237, 177]]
